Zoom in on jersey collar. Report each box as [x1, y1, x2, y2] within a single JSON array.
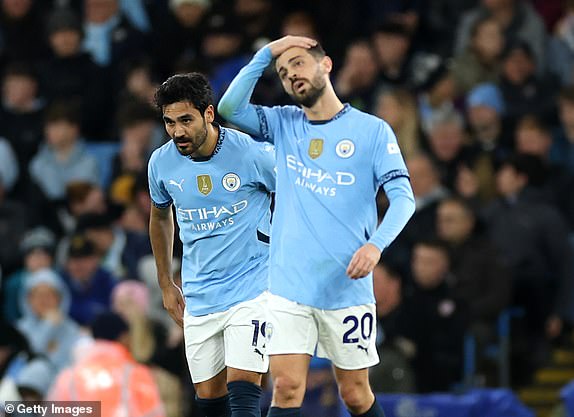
[[187, 123, 226, 162], [307, 103, 351, 125]]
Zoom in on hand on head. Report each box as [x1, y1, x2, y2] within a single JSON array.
[[267, 35, 317, 58]]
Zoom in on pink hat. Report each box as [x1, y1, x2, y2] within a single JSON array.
[[111, 280, 150, 314]]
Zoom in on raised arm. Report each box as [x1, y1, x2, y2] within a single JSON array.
[[218, 36, 317, 139]]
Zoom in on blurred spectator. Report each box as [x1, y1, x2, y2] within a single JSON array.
[[455, 0, 547, 71], [425, 109, 481, 194], [0, 63, 45, 183], [436, 197, 510, 342], [402, 240, 466, 393], [374, 88, 422, 160], [202, 13, 250, 100], [137, 255, 182, 330], [281, 10, 318, 39], [58, 181, 107, 235], [61, 234, 116, 326], [76, 212, 151, 280], [0, 176, 30, 277], [335, 39, 379, 111], [119, 57, 160, 107], [76, 212, 125, 278], [110, 99, 162, 191], [0, 322, 32, 403], [552, 86, 574, 176], [415, 56, 458, 134], [451, 16, 504, 94], [370, 262, 416, 393], [466, 83, 511, 157], [29, 100, 99, 201], [371, 21, 416, 90], [483, 154, 574, 364], [117, 171, 152, 235], [111, 280, 186, 417], [554, 0, 574, 53], [383, 153, 449, 272], [112, 280, 160, 363], [499, 40, 558, 127], [81, 0, 146, 69], [418, 0, 477, 57], [531, 0, 564, 32], [3, 227, 56, 322], [0, 137, 19, 193], [233, 0, 278, 50], [16, 269, 82, 370], [16, 358, 57, 403], [0, 0, 48, 65], [514, 115, 574, 229], [465, 83, 512, 201], [38, 8, 109, 140], [151, 0, 210, 80], [48, 311, 166, 417], [366, 0, 423, 37]]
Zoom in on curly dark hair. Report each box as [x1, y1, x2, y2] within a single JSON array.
[[153, 72, 214, 114]]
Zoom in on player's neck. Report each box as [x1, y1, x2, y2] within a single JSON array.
[[192, 123, 219, 158], [302, 85, 344, 121]]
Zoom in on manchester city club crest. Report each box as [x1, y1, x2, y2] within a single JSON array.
[[222, 173, 241, 192], [197, 174, 212, 195], [308, 138, 324, 159], [336, 139, 355, 158]]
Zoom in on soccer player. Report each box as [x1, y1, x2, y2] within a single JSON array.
[[218, 36, 416, 417], [148, 73, 275, 417]]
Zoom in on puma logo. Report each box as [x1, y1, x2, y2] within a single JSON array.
[[357, 345, 369, 355], [254, 348, 264, 360], [169, 179, 185, 192]]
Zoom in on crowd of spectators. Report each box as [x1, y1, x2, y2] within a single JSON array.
[[1, 0, 574, 415]]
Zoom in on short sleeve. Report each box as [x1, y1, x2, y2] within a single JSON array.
[[373, 121, 410, 186], [147, 151, 172, 209]]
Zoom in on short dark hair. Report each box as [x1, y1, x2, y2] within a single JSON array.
[[501, 153, 546, 186], [153, 72, 213, 114], [44, 99, 82, 125], [559, 85, 574, 104], [117, 99, 158, 130], [307, 43, 326, 61]]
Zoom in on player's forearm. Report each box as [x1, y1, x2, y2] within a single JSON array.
[[149, 206, 175, 290], [369, 177, 415, 252], [217, 47, 272, 136]]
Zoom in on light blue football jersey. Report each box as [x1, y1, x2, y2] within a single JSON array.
[[254, 104, 409, 309], [148, 126, 276, 316]]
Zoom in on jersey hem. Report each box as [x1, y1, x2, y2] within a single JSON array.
[[268, 291, 376, 311], [185, 289, 266, 317]]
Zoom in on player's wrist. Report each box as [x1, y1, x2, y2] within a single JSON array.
[[158, 276, 176, 290]]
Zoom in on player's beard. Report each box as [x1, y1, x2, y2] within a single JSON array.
[[173, 120, 208, 156], [288, 70, 326, 109]]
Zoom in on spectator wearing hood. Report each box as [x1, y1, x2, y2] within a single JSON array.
[[16, 358, 57, 402], [464, 83, 513, 202], [16, 269, 82, 370], [3, 227, 57, 322]]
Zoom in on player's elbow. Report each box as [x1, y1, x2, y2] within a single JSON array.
[[217, 97, 235, 121]]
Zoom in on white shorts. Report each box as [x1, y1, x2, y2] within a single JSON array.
[[265, 293, 379, 370], [183, 292, 269, 383]]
